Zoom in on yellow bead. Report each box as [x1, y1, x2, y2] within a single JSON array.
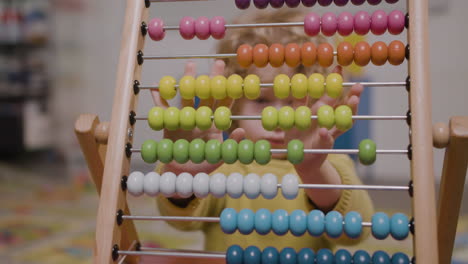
[[273, 74, 290, 99], [261, 106, 278, 131], [227, 74, 244, 99], [278, 106, 295, 130], [326, 73, 343, 99], [335, 105, 353, 131], [295, 106, 311, 130], [308, 73, 325, 99], [291, 73, 308, 99], [214, 106, 232, 131], [179, 76, 196, 100], [180, 106, 196, 130], [147, 106, 164, 130], [195, 75, 211, 99], [159, 76, 177, 100], [244, 74, 261, 99], [164, 107, 180, 130], [317, 105, 335, 129], [211, 75, 227, 100]]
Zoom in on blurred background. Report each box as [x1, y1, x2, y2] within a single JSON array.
[[0, 0, 467, 263]]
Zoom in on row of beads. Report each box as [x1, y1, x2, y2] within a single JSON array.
[[226, 245, 409, 264], [236, 0, 399, 9], [237, 41, 406, 68], [148, 17, 226, 41], [157, 73, 343, 101]]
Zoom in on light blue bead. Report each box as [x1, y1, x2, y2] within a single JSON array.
[[372, 212, 390, 239], [353, 250, 371, 264], [316, 248, 334, 264], [307, 210, 325, 236], [220, 208, 237, 234], [344, 211, 362, 239], [280, 247, 297, 264], [237, 208, 255, 235], [335, 249, 352, 264], [325, 210, 343, 238], [297, 248, 315, 264], [255, 208, 272, 235], [226, 245, 243, 264], [290, 210, 307, 236], [390, 213, 409, 240], [262, 247, 279, 264], [372, 250, 391, 264], [391, 252, 410, 264], [272, 209, 289, 235], [244, 246, 261, 264]]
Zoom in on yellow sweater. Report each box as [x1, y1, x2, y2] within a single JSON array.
[[157, 154, 374, 252]]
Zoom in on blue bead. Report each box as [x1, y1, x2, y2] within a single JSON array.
[[335, 249, 352, 264], [272, 209, 289, 235], [391, 252, 410, 264], [353, 250, 371, 264], [316, 248, 334, 264], [344, 211, 362, 239], [237, 208, 255, 235], [290, 210, 307, 236], [244, 246, 261, 264], [255, 208, 272, 235], [372, 212, 390, 239], [372, 250, 391, 264], [280, 247, 297, 264], [325, 211, 343, 238], [262, 247, 279, 264], [297, 248, 315, 264], [220, 208, 237, 234], [390, 213, 409, 240], [307, 210, 325, 236], [226, 245, 243, 264]]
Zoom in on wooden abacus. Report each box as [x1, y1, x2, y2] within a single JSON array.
[[74, 0, 468, 263]]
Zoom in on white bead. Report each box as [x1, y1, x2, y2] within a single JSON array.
[[281, 173, 299, 199], [176, 172, 193, 198], [193, 172, 210, 198], [244, 173, 260, 199], [127, 171, 144, 196], [144, 172, 160, 197], [261, 173, 278, 199], [226, 172, 243, 198], [160, 172, 177, 197], [210, 173, 226, 198]]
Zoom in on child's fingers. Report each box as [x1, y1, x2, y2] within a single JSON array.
[[216, 97, 234, 109], [317, 127, 335, 149], [210, 60, 226, 77], [331, 65, 343, 75], [181, 98, 194, 108], [198, 98, 214, 108], [347, 95, 360, 115], [344, 83, 364, 103], [228, 128, 246, 142], [184, 61, 197, 77], [151, 90, 170, 109]]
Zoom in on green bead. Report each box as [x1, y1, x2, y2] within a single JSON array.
[[214, 106, 232, 131], [262, 106, 278, 131], [180, 107, 196, 130], [359, 139, 376, 165], [189, 139, 205, 164], [335, 105, 353, 131], [254, 139, 271, 165], [173, 139, 190, 164], [205, 139, 221, 164], [164, 107, 180, 131], [179, 75, 196, 100], [273, 74, 291, 99], [157, 139, 173, 164], [238, 139, 254, 164], [196, 106, 213, 130], [211, 75, 227, 100], [147, 107, 164, 131], [227, 74, 244, 99], [287, 139, 304, 164], [317, 105, 335, 129], [326, 73, 343, 99], [195, 75, 211, 99], [278, 106, 295, 130], [291, 73, 308, 99], [159, 76, 177, 100], [141, 139, 158, 163], [295, 106, 311, 131], [222, 139, 238, 164]]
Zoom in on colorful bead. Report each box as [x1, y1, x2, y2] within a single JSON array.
[[235, 0, 250, 9], [285, 0, 301, 7], [220, 208, 237, 234], [335, 105, 353, 131], [388, 40, 405, 65], [298, 248, 315, 264], [260, 173, 278, 199], [371, 10, 388, 36], [301, 42, 317, 66], [226, 172, 243, 198], [173, 139, 190, 164], [189, 138, 205, 164], [262, 247, 279, 264], [253, 0, 269, 8], [359, 139, 377, 165], [301, 0, 317, 6], [278, 106, 295, 130], [344, 211, 362, 239], [317, 43, 334, 67], [210, 172, 226, 198], [295, 106, 312, 131], [179, 16, 195, 40], [269, 43, 285, 67], [195, 16, 210, 40], [321, 12, 337, 37], [287, 139, 304, 164], [244, 74, 261, 99], [334, 0, 349, 6], [164, 107, 179, 131], [158, 139, 174, 163], [222, 139, 238, 164], [195, 75, 211, 99], [353, 250, 371, 264], [179, 76, 196, 99], [262, 106, 278, 131], [148, 18, 165, 41], [237, 44, 253, 68], [226, 245, 243, 264], [388, 10, 405, 35], [144, 172, 160, 197], [326, 73, 343, 98], [238, 140, 255, 164], [272, 209, 289, 235], [176, 172, 193, 198], [159, 172, 176, 197], [354, 11, 371, 35], [335, 249, 352, 264], [290, 210, 307, 236], [391, 253, 410, 264], [214, 106, 231, 131], [282, 173, 299, 199], [159, 76, 177, 100], [316, 248, 334, 264], [254, 139, 271, 165], [211, 75, 227, 100], [291, 73, 308, 99], [227, 74, 244, 99], [317, 105, 335, 129], [390, 213, 409, 240], [180, 107, 196, 130], [273, 74, 290, 99], [285, 43, 301, 67], [371, 41, 388, 66], [307, 209, 325, 236], [148, 106, 164, 131], [351, 0, 365, 4], [238, 208, 255, 235], [244, 173, 261, 199], [141, 139, 158, 163], [337, 12, 353, 36], [317, 0, 332, 6], [304, 13, 321, 37], [337, 42, 354, 66], [128, 171, 144, 196], [372, 212, 390, 239], [205, 139, 221, 164], [253, 44, 269, 67], [195, 106, 213, 131], [280, 248, 297, 264], [193, 172, 210, 198], [372, 251, 391, 264], [325, 211, 343, 238], [210, 16, 226, 39], [270, 0, 285, 8], [354, 41, 371, 67], [244, 246, 261, 264], [255, 208, 272, 235], [308, 73, 325, 99], [368, 0, 382, 5]]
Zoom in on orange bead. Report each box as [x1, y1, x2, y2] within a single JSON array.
[[371, 41, 388, 66], [317, 43, 334, 67], [337, 42, 353, 66], [253, 44, 269, 68], [354, 41, 371, 67], [285, 43, 301, 67], [237, 44, 253, 68], [269, 43, 285, 67], [388, 40, 405, 66], [301, 42, 316, 66]]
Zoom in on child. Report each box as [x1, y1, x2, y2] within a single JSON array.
[[152, 9, 374, 253]]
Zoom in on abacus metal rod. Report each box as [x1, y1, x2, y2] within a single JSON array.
[[143, 51, 354, 60], [118, 249, 225, 258], [160, 22, 305, 31], [297, 183, 410, 191], [130, 148, 408, 154], [134, 115, 407, 121]]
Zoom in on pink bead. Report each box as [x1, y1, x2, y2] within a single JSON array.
[[371, 10, 387, 35], [388, 10, 405, 35], [148, 18, 165, 41], [354, 11, 370, 36], [337, 12, 353, 36], [195, 16, 210, 40], [304, 12, 321, 37], [210, 16, 226, 40], [179, 16, 195, 40], [321, 12, 337, 37]]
